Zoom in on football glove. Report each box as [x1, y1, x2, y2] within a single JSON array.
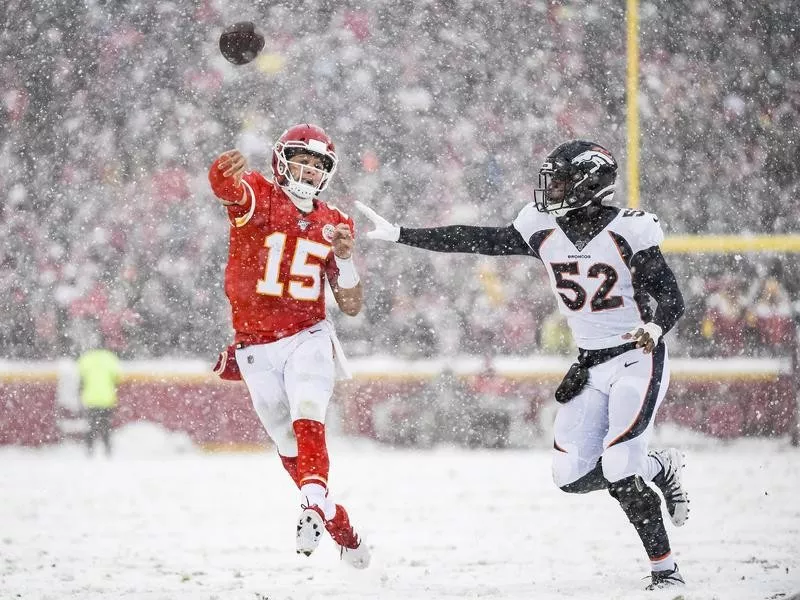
[[622, 322, 663, 354], [354, 201, 400, 242], [213, 344, 242, 381]]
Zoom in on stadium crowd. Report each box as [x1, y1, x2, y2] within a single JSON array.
[[1, 0, 798, 361]]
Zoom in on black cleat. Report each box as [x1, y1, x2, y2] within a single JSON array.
[[645, 563, 685, 590]]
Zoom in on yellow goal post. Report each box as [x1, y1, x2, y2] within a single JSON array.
[[661, 235, 800, 254]]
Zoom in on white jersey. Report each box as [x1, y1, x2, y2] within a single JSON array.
[[513, 203, 665, 350]]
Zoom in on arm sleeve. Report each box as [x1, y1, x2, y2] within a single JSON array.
[[208, 158, 248, 205], [631, 246, 685, 334], [209, 160, 264, 226], [398, 224, 535, 256]]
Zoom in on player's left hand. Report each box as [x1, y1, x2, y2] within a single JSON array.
[[331, 224, 355, 259], [622, 322, 663, 354], [354, 201, 401, 242]]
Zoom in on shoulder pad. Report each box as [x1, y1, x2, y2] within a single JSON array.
[[513, 202, 554, 242], [613, 209, 664, 254]]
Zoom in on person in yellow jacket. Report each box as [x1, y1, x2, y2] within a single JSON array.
[[77, 348, 121, 456]]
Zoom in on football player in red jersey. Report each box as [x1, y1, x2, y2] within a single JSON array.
[[209, 123, 369, 569]]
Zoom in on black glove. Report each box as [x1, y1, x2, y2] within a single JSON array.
[[554, 363, 589, 404]]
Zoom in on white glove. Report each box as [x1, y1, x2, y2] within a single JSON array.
[[354, 201, 400, 242], [622, 322, 663, 354]]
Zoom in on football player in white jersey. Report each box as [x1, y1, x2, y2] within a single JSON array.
[[355, 140, 689, 590]]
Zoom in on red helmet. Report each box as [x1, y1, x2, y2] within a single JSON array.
[[271, 124, 338, 201]]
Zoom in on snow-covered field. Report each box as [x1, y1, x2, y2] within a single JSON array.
[[1, 424, 799, 600]]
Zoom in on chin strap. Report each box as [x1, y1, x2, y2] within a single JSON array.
[[550, 202, 590, 217], [551, 196, 610, 217], [282, 186, 314, 212]]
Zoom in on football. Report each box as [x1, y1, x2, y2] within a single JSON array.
[[219, 21, 265, 65]]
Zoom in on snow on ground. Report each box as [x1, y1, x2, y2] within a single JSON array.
[[1, 423, 799, 600]]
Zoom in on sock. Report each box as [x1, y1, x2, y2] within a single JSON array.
[[297, 484, 337, 520], [300, 482, 328, 510], [279, 454, 300, 488], [322, 494, 337, 521], [293, 418, 329, 490], [650, 552, 676, 572], [645, 454, 664, 482]]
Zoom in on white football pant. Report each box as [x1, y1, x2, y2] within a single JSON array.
[[552, 344, 670, 487], [235, 323, 336, 456]]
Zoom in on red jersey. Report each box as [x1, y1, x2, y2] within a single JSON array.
[[209, 160, 354, 345]]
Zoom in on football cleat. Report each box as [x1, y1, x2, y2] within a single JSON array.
[[645, 563, 685, 590], [325, 504, 371, 569], [650, 448, 690, 527], [296, 505, 325, 557]]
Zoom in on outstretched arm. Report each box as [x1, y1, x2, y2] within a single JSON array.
[[398, 225, 535, 256], [355, 201, 534, 257]]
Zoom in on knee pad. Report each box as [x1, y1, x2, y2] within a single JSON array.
[[602, 442, 652, 483], [290, 372, 333, 422], [601, 443, 633, 483], [295, 396, 328, 422], [608, 475, 662, 519]]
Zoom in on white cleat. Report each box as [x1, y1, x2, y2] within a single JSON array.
[[296, 506, 325, 557], [325, 503, 371, 569], [650, 448, 690, 527], [338, 539, 371, 569]]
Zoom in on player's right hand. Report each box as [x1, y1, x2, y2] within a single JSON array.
[[354, 201, 400, 242], [622, 322, 663, 354], [217, 149, 247, 187]]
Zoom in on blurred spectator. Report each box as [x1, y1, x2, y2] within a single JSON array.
[[744, 268, 795, 355], [467, 361, 517, 449], [77, 333, 122, 456], [425, 367, 474, 447], [0, 0, 798, 361], [699, 275, 747, 356], [371, 386, 437, 448]]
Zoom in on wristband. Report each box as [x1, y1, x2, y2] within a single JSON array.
[[334, 255, 360, 289]]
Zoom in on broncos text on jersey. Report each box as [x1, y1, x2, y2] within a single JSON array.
[[513, 204, 664, 350]]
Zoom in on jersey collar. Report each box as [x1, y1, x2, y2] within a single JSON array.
[[556, 205, 619, 251]]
